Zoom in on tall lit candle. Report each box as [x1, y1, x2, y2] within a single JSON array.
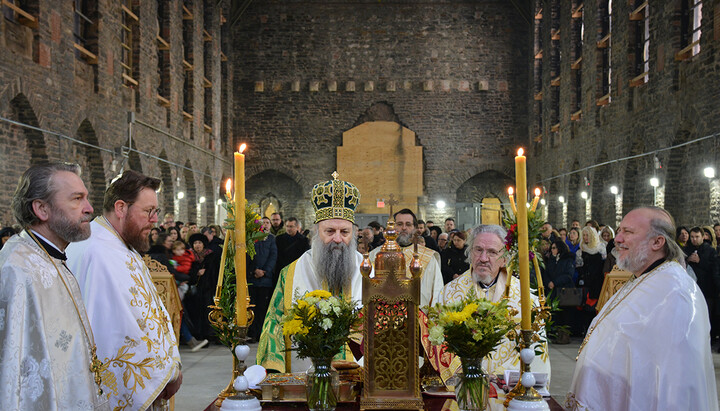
[[515, 148, 531, 330], [215, 179, 233, 300], [507, 187, 517, 215], [530, 187, 541, 212], [234, 144, 248, 326]]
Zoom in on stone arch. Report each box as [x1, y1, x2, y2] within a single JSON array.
[[128, 139, 143, 173], [622, 140, 654, 214], [567, 161, 582, 224], [547, 178, 562, 227], [203, 169, 215, 225], [184, 160, 197, 223], [353, 101, 402, 127], [10, 93, 47, 164], [456, 170, 514, 204], [663, 127, 711, 224], [246, 169, 308, 226], [157, 150, 174, 215], [455, 169, 514, 228]]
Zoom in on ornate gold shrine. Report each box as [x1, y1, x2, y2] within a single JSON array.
[[144, 255, 182, 342], [596, 265, 633, 312], [359, 221, 424, 410]]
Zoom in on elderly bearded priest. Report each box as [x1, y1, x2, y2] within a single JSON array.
[[67, 171, 181, 410], [0, 163, 107, 409], [257, 173, 368, 373], [423, 224, 550, 409], [566, 207, 718, 411]]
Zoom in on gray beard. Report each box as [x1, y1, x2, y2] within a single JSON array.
[[397, 232, 412, 247], [48, 205, 91, 243], [616, 242, 650, 274], [312, 234, 357, 295]]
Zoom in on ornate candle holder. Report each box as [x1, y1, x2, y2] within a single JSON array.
[[209, 299, 255, 408], [504, 301, 552, 410]]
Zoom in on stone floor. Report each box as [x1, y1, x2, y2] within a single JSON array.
[[174, 338, 720, 410]]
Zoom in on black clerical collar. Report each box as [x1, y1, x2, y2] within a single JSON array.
[[478, 275, 499, 289], [29, 230, 67, 261], [639, 258, 666, 276]]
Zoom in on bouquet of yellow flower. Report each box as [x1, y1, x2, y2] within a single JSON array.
[[427, 290, 516, 410], [427, 289, 516, 359], [282, 290, 362, 359]]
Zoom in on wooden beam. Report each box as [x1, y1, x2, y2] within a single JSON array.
[[2, 0, 37, 28], [74, 42, 98, 64]]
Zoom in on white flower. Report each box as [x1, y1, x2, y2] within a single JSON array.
[[305, 296, 319, 305], [332, 305, 342, 316], [321, 318, 333, 330], [328, 296, 339, 305], [428, 325, 445, 345], [318, 300, 331, 315]]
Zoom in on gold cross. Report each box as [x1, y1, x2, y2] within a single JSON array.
[[332, 171, 339, 180], [386, 194, 399, 216]]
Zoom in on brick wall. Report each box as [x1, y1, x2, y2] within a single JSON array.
[[231, 0, 531, 225], [0, 0, 231, 227], [530, 0, 720, 228]]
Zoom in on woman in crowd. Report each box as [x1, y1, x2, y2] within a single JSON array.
[[576, 226, 606, 333], [167, 226, 181, 243], [184, 233, 220, 341], [545, 240, 576, 342], [558, 228, 568, 243], [440, 230, 470, 284], [599, 226, 614, 247], [147, 233, 180, 275], [148, 227, 160, 246], [702, 226, 717, 250], [565, 227, 581, 283], [676, 226, 690, 247]]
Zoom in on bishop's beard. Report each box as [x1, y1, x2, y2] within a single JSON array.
[[312, 234, 357, 295]]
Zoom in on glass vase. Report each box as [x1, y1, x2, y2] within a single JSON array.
[[305, 357, 340, 411], [455, 357, 489, 411]]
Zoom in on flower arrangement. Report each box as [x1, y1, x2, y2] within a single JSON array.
[[282, 290, 362, 359], [211, 200, 269, 349], [426, 289, 516, 359]]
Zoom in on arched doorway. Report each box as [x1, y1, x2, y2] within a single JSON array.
[[455, 170, 514, 230], [246, 170, 307, 226]]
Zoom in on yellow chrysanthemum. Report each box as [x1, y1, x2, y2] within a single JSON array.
[[306, 290, 332, 299], [283, 319, 308, 336], [442, 303, 478, 324]]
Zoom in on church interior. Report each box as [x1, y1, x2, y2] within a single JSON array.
[[2, 0, 720, 409], [1, 0, 719, 228]]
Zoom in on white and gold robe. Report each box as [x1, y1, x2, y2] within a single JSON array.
[[438, 269, 551, 380], [369, 243, 444, 308], [0, 232, 108, 410], [67, 218, 181, 411], [566, 261, 718, 411], [257, 249, 365, 372]]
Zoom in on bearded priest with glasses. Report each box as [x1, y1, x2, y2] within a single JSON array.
[[67, 170, 182, 411]]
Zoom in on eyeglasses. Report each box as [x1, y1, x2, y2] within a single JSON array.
[[472, 247, 503, 258], [125, 202, 161, 220]]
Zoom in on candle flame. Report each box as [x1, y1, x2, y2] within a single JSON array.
[[225, 178, 232, 193], [534, 187, 541, 197], [517, 148, 524, 157], [239, 143, 247, 153], [508, 187, 514, 195]]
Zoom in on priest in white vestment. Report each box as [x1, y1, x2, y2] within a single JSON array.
[[368, 208, 444, 308], [566, 207, 718, 411], [257, 173, 367, 372], [0, 163, 107, 410], [67, 170, 181, 411], [422, 224, 550, 411]]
